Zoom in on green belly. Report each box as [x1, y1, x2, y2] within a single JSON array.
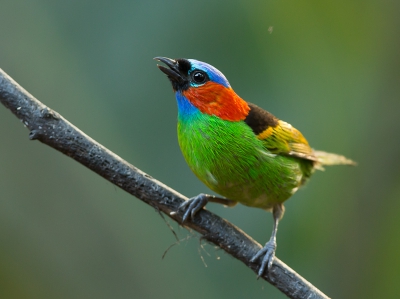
[[177, 114, 312, 210]]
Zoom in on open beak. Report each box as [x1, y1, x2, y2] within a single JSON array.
[[154, 57, 185, 84]]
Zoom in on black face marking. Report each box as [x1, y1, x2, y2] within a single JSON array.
[[170, 75, 190, 91], [244, 102, 279, 135], [156, 57, 210, 91], [176, 59, 191, 75], [156, 58, 191, 91]]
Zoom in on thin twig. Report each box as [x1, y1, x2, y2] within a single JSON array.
[[0, 68, 330, 299]]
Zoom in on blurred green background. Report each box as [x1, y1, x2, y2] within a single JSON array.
[[0, 0, 399, 298]]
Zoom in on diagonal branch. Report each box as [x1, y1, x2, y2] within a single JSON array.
[[0, 68, 330, 299]]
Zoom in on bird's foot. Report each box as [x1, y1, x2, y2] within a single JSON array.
[[250, 238, 277, 277], [178, 193, 209, 223]]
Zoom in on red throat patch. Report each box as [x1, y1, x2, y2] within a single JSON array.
[[182, 82, 250, 121]]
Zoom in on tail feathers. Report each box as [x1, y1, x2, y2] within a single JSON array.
[[313, 150, 356, 167]]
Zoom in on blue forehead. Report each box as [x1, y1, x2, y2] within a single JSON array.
[[188, 59, 231, 88]]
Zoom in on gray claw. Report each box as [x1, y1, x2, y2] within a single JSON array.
[[178, 194, 209, 223], [251, 239, 276, 277]]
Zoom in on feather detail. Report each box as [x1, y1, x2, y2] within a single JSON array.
[[182, 82, 249, 121], [313, 150, 357, 166], [243, 103, 314, 160], [255, 118, 315, 160], [244, 103, 278, 135]]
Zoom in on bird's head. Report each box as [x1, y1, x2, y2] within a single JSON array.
[[155, 57, 249, 121]]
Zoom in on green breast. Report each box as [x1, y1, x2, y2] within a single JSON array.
[[177, 112, 310, 209]]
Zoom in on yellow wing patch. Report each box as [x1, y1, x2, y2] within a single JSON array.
[[257, 120, 316, 160], [256, 126, 274, 140]]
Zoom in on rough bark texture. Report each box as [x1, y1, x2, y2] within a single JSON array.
[[0, 68, 330, 299]]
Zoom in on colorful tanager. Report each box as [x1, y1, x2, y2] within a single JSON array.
[[155, 57, 355, 276]]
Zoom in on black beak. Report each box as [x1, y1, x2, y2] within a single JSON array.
[[154, 57, 185, 84]]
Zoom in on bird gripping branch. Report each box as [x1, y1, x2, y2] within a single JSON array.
[[155, 57, 355, 277]]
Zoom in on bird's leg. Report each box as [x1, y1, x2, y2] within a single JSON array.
[[251, 204, 285, 277], [178, 193, 237, 223]]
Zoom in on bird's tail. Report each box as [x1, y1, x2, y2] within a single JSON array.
[[313, 150, 356, 167]]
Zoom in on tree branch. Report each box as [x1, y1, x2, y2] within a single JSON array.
[[0, 68, 330, 299]]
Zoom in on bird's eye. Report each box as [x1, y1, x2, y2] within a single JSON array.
[[191, 70, 208, 84]]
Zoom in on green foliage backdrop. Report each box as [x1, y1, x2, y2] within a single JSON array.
[[1, 1, 399, 298]]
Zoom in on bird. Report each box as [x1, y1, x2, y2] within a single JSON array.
[[154, 56, 355, 277]]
